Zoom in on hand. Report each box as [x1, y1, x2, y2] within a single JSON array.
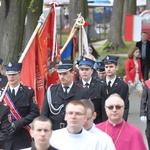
[[140, 116, 147, 123]]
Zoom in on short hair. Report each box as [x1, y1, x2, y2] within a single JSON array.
[[31, 116, 52, 130], [65, 100, 87, 114], [141, 32, 147, 35], [80, 99, 95, 113], [105, 93, 125, 106], [128, 47, 140, 58]]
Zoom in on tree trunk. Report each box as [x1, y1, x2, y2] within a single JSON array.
[[69, 0, 88, 29], [0, 0, 31, 62], [0, 0, 42, 63], [22, 0, 43, 50], [108, 0, 126, 49]]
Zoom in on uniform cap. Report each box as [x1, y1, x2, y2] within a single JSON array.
[[78, 57, 95, 68], [103, 55, 119, 64], [96, 61, 105, 73], [0, 58, 3, 65], [57, 60, 73, 73], [6, 62, 22, 74]]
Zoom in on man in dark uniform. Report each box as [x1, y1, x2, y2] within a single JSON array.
[[41, 60, 89, 130], [100, 55, 129, 121], [77, 56, 104, 123], [3, 62, 39, 150], [96, 61, 106, 79], [0, 58, 8, 88], [136, 32, 150, 81], [0, 102, 12, 149]]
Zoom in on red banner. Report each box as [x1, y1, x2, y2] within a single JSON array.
[[20, 34, 45, 110], [39, 4, 60, 88]]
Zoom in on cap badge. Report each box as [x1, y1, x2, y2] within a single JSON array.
[[59, 61, 63, 65], [8, 62, 12, 67], [83, 58, 86, 61], [106, 56, 109, 60]]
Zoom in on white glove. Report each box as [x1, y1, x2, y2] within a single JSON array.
[[140, 116, 147, 123]]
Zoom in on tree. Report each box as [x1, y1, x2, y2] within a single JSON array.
[[108, 0, 126, 49], [69, 0, 88, 29], [0, 0, 42, 62]]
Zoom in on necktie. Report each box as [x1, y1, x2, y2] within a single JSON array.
[[85, 83, 89, 89], [64, 87, 69, 97], [12, 89, 15, 98], [107, 81, 111, 93]]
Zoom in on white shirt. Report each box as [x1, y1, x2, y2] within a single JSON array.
[[106, 76, 116, 87], [10, 84, 20, 95], [89, 123, 116, 150], [50, 128, 102, 150]]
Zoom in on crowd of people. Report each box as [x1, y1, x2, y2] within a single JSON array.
[[0, 32, 149, 149]]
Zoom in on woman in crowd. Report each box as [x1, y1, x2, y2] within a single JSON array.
[[125, 47, 144, 98]]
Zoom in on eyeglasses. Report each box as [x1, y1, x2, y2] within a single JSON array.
[[105, 105, 124, 110], [66, 111, 85, 117]]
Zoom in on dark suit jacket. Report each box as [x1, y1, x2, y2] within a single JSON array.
[[100, 76, 129, 121], [140, 80, 150, 120], [77, 77, 104, 123], [5, 84, 39, 150], [136, 40, 150, 61], [41, 82, 89, 130]]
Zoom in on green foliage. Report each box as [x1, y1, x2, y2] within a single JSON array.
[[28, 0, 38, 13]]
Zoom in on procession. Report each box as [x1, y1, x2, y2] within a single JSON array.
[[0, 0, 150, 150]]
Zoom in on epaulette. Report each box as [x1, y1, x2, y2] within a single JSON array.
[[93, 77, 100, 82], [118, 76, 124, 81]]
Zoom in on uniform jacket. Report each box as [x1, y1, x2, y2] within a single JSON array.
[[0, 74, 8, 88], [100, 76, 129, 121], [5, 84, 39, 150], [136, 40, 150, 61], [77, 77, 104, 123], [140, 80, 150, 120], [41, 82, 89, 130], [0, 103, 11, 149], [125, 58, 143, 83]]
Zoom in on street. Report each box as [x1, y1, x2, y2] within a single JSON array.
[[128, 92, 148, 149]]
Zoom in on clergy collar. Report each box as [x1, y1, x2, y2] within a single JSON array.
[[82, 77, 92, 86], [108, 119, 124, 126]]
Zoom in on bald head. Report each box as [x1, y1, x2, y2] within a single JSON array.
[[105, 93, 124, 106], [105, 93, 125, 124]]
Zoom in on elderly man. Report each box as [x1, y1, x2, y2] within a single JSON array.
[[41, 60, 89, 130], [96, 93, 147, 150], [50, 100, 102, 150]]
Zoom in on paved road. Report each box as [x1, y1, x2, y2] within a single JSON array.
[[128, 92, 148, 149]]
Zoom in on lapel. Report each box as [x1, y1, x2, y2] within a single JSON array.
[[109, 77, 119, 93], [66, 83, 77, 100], [88, 78, 95, 96], [57, 85, 65, 99], [13, 84, 24, 103]]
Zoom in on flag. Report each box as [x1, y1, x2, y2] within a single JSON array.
[[61, 35, 76, 60], [124, 15, 141, 41], [39, 3, 60, 88], [20, 34, 45, 110]]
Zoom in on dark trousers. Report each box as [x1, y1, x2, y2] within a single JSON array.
[[141, 59, 150, 81], [146, 120, 150, 150]]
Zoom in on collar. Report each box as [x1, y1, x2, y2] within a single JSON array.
[[82, 77, 92, 86], [10, 84, 20, 95], [62, 82, 73, 92], [106, 76, 116, 86]]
